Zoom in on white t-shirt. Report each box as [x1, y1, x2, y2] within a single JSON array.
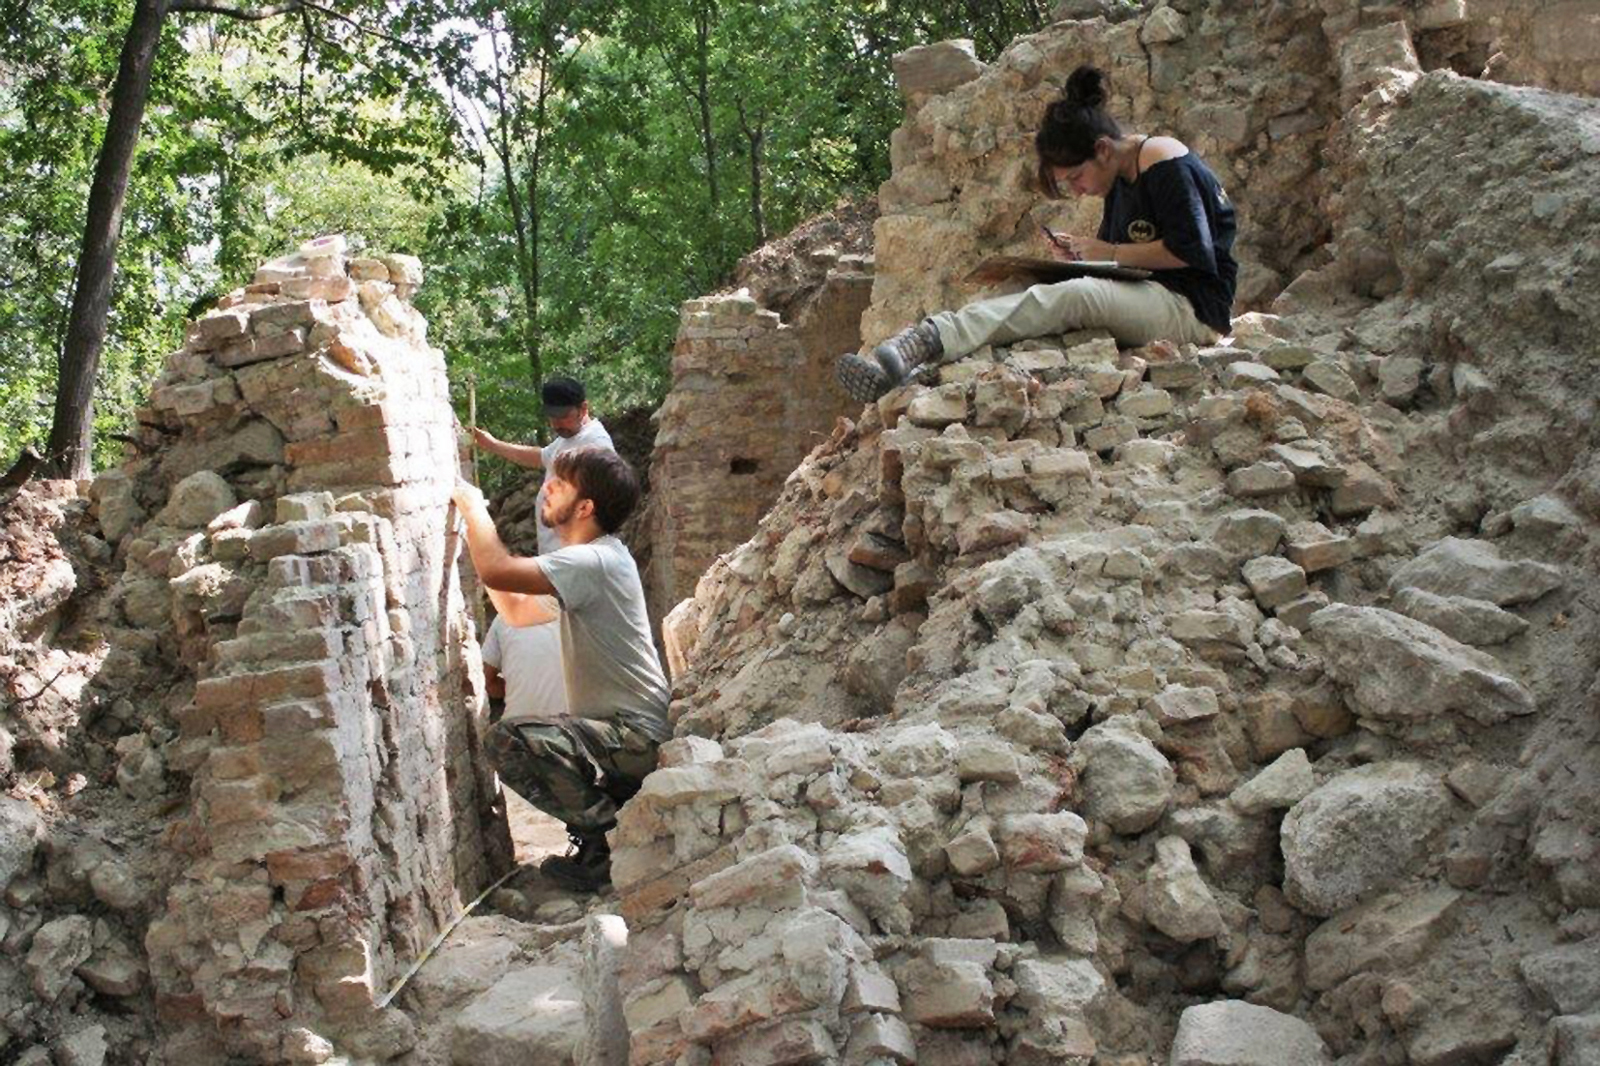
[[536, 418, 616, 555], [481, 613, 569, 724], [538, 535, 670, 742]]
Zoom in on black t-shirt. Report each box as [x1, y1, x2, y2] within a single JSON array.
[[1098, 153, 1238, 333]]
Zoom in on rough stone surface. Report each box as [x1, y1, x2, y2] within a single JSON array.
[[1170, 1001, 1331, 1065], [1282, 763, 1456, 916]]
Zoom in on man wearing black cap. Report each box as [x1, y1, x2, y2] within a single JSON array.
[[471, 375, 616, 555]]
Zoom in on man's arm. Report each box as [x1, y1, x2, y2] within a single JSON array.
[[453, 483, 558, 596], [472, 427, 544, 470], [487, 588, 558, 627]]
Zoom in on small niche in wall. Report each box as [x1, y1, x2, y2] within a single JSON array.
[[729, 458, 760, 475]]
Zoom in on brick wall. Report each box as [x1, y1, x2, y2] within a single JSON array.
[[96, 239, 511, 1060]]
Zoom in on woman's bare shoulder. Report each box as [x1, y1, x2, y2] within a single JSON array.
[[1141, 135, 1190, 167]]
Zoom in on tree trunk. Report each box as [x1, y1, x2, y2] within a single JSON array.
[[32, 0, 169, 481], [738, 102, 766, 245]]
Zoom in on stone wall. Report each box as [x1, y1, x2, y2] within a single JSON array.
[[644, 259, 873, 618], [85, 239, 510, 1061]]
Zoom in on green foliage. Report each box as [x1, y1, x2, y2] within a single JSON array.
[[1, 0, 1046, 473]]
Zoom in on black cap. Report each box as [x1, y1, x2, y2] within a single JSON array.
[[541, 376, 586, 413]]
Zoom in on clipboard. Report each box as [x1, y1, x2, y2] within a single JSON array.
[[963, 255, 1152, 285]]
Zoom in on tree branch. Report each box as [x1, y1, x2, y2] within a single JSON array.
[[169, 0, 300, 20]]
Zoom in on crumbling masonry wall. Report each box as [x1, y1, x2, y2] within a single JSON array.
[[645, 257, 873, 616], [863, 0, 1600, 348], [87, 240, 510, 1061]]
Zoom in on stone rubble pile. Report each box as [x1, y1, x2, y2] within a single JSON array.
[[621, 34, 1599, 1064], [640, 293, 1586, 1062], [2, 237, 511, 1063]]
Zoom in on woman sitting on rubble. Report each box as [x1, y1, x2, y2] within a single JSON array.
[[836, 64, 1238, 402]]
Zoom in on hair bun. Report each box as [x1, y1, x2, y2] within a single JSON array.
[[1063, 65, 1108, 109]]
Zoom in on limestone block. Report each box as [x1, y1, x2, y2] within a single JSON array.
[[77, 944, 145, 997], [1379, 356, 1425, 405], [1082, 418, 1137, 453], [25, 914, 93, 1001], [1241, 555, 1307, 610], [1277, 591, 1329, 631], [907, 383, 969, 427], [1300, 361, 1359, 403], [1391, 587, 1528, 646], [633, 759, 754, 811], [1011, 957, 1104, 1016], [1171, 1001, 1331, 1065], [1229, 749, 1314, 814], [1240, 692, 1314, 761], [1389, 536, 1563, 606], [691, 843, 813, 910], [1151, 684, 1220, 726], [1259, 343, 1316, 371], [158, 470, 237, 529], [1076, 720, 1175, 834], [1283, 521, 1353, 573], [1267, 443, 1345, 488], [880, 722, 957, 777], [973, 367, 1031, 433], [845, 1012, 916, 1065], [1172, 609, 1253, 647], [1145, 836, 1225, 942], [945, 825, 1001, 876], [55, 1025, 108, 1066], [1149, 360, 1203, 389], [840, 964, 901, 1017], [955, 739, 1021, 783], [956, 510, 1031, 555], [1282, 762, 1454, 916], [892, 39, 986, 98], [711, 1015, 835, 1065], [1116, 387, 1174, 419], [822, 826, 913, 927], [450, 966, 581, 1066], [1, 794, 42, 888], [898, 958, 995, 1028], [1521, 939, 1600, 1015], [997, 812, 1087, 872], [1552, 1014, 1600, 1066], [276, 492, 337, 523], [1222, 361, 1281, 388], [1304, 887, 1462, 991], [1329, 462, 1397, 517], [1228, 313, 1288, 349], [1227, 461, 1295, 498], [1210, 509, 1287, 562], [1140, 5, 1187, 44], [1309, 604, 1536, 727], [248, 519, 342, 561]]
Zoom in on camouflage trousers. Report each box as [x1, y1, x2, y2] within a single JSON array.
[[485, 715, 661, 835]]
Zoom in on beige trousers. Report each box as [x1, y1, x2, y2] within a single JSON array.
[[929, 277, 1219, 359]]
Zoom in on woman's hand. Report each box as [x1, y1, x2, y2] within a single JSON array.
[[1062, 236, 1116, 262]]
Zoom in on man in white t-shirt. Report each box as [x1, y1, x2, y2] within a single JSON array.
[[470, 375, 616, 555], [481, 594, 569, 724], [455, 446, 668, 893]]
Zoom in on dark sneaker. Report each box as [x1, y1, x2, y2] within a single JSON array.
[[836, 351, 892, 403], [541, 832, 611, 893], [873, 319, 943, 381], [837, 320, 944, 403]]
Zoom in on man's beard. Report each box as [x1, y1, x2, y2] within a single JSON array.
[[555, 426, 579, 438], [542, 495, 577, 528]]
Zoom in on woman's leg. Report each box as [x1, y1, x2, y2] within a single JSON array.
[[929, 278, 1216, 357]]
